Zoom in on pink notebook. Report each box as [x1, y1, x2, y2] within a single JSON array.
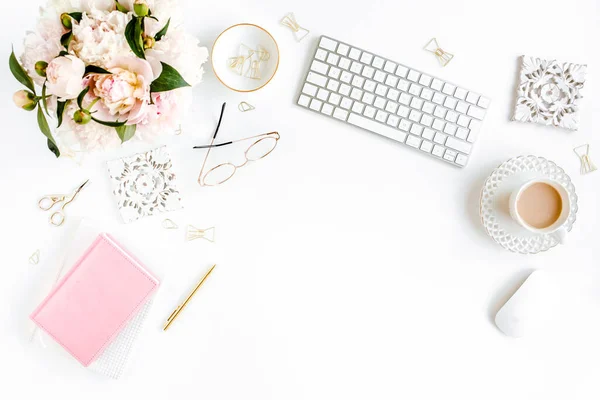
[[30, 233, 159, 366]]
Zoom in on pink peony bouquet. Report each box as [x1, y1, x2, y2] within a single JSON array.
[[10, 0, 208, 157]]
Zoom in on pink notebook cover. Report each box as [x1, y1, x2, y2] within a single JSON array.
[[30, 233, 159, 366]]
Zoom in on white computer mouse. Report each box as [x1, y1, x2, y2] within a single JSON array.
[[494, 270, 556, 338]]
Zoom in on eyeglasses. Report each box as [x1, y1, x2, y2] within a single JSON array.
[[194, 103, 280, 186]]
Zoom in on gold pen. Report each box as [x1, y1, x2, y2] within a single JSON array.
[[163, 264, 217, 331]]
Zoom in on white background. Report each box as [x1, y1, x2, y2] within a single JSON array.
[[1, 0, 600, 399]]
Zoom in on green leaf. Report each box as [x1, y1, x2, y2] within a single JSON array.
[[61, 31, 73, 49], [125, 17, 145, 59], [77, 86, 89, 109], [41, 81, 50, 116], [154, 18, 170, 41], [68, 12, 83, 22], [9, 48, 36, 94], [57, 100, 67, 128], [150, 62, 190, 93], [115, 0, 128, 12], [37, 106, 60, 157], [115, 124, 137, 143], [91, 116, 127, 127], [84, 65, 112, 76]]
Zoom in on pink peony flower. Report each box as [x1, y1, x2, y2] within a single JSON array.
[[45, 55, 86, 100]]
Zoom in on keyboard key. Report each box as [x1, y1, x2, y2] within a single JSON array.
[[468, 120, 481, 143], [317, 88, 330, 101], [348, 113, 407, 143], [406, 135, 422, 148], [307, 72, 327, 87], [410, 97, 424, 110], [372, 57, 385, 69], [397, 106, 410, 118], [446, 136, 472, 154], [302, 83, 318, 96], [434, 132, 447, 145], [333, 107, 348, 120], [445, 110, 459, 123], [455, 101, 469, 114], [384, 61, 397, 73], [311, 60, 329, 75], [395, 64, 409, 77], [432, 92, 446, 105], [409, 110, 422, 122], [443, 149, 457, 162], [431, 78, 444, 91], [350, 61, 363, 74], [443, 123, 457, 136], [397, 79, 410, 92], [422, 128, 435, 140], [444, 97, 458, 109], [421, 114, 433, 126], [362, 92, 375, 104], [442, 83, 456, 95], [456, 127, 469, 140], [408, 84, 422, 97], [432, 118, 446, 131], [374, 70, 386, 83], [338, 58, 351, 70], [348, 48, 361, 60], [327, 79, 340, 92], [478, 96, 491, 109], [339, 84, 351, 96], [363, 80, 376, 92], [322, 103, 334, 115], [419, 74, 432, 87], [457, 114, 470, 127], [360, 52, 373, 64], [309, 98, 323, 111], [422, 102, 435, 114], [387, 89, 400, 101], [298, 94, 310, 107], [385, 102, 398, 114], [407, 70, 421, 82], [410, 124, 424, 136], [327, 53, 340, 65], [375, 84, 388, 96], [362, 66, 375, 79], [336, 43, 349, 56], [315, 48, 328, 61], [420, 88, 434, 101], [352, 75, 365, 88], [320, 37, 338, 51], [432, 145, 445, 157], [420, 140, 434, 153], [328, 67, 341, 80], [454, 87, 468, 100], [340, 97, 353, 109], [375, 110, 388, 123], [399, 119, 412, 131], [364, 106, 376, 118], [387, 114, 400, 127], [329, 93, 341, 105], [399, 93, 412, 105], [455, 153, 468, 166], [467, 105, 486, 120], [385, 75, 399, 87], [350, 88, 363, 100], [466, 92, 480, 105], [433, 106, 447, 119], [374, 96, 386, 109], [352, 102, 364, 114]]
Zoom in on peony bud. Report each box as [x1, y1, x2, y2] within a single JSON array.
[[143, 36, 155, 49], [60, 13, 73, 30], [133, 0, 149, 17], [35, 61, 48, 77], [73, 109, 92, 125], [13, 90, 37, 111]]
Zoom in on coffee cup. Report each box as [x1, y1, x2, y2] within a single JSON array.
[[509, 178, 571, 244]]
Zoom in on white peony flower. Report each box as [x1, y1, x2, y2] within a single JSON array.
[[146, 30, 208, 86], [71, 11, 132, 68], [57, 101, 121, 151], [46, 55, 86, 100]]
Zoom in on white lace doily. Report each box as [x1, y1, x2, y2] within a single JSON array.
[[479, 155, 578, 254]]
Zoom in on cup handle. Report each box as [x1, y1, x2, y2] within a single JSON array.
[[553, 227, 568, 245]]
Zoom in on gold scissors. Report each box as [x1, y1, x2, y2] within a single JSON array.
[[38, 179, 90, 227]]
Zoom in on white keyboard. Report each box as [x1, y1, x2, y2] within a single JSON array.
[[297, 36, 490, 167]]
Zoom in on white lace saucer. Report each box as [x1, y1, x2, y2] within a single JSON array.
[[479, 155, 578, 254]]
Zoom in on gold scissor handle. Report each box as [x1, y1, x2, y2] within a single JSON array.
[[38, 195, 65, 211], [49, 211, 66, 227]]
